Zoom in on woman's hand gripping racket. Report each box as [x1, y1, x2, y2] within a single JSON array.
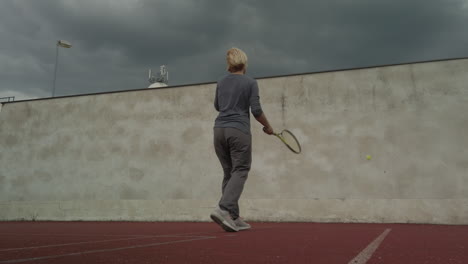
[[263, 127, 302, 154]]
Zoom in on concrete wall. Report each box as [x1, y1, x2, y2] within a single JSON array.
[[1, 58, 468, 224]]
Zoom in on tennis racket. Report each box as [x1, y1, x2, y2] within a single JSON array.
[[264, 128, 302, 154]]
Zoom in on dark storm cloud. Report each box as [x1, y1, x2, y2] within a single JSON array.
[[1, 0, 467, 100], [30, 0, 232, 62], [239, 0, 468, 75]]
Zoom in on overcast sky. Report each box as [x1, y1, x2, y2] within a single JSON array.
[[1, 0, 468, 100]]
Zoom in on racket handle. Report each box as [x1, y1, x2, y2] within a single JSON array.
[[263, 126, 274, 135]]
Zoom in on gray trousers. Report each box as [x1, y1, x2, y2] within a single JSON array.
[[213, 127, 252, 219]]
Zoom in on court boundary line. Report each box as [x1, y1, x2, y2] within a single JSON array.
[[0, 227, 270, 262], [0, 234, 211, 252], [0, 236, 216, 264], [0, 226, 274, 252], [0, 233, 151, 238], [0, 227, 257, 238], [347, 228, 391, 264]]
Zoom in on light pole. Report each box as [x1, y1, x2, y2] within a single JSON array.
[[52, 40, 72, 97]]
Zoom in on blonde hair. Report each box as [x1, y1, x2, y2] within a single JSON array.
[[226, 48, 248, 72]]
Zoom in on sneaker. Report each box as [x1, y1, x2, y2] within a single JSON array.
[[210, 208, 239, 232], [234, 217, 251, 231]]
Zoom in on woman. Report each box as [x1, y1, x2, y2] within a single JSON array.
[[210, 48, 274, 232]]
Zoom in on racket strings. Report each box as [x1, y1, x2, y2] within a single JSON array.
[[280, 131, 301, 153]]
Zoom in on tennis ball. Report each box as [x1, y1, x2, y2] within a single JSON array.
[[366, 155, 372, 160]]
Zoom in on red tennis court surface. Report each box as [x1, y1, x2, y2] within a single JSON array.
[[0, 221, 467, 263]]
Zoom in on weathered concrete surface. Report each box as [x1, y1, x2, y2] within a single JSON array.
[[1, 58, 468, 224], [0, 199, 466, 224]]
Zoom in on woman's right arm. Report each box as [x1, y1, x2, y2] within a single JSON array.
[[255, 113, 274, 135], [214, 85, 219, 111], [250, 81, 274, 134]]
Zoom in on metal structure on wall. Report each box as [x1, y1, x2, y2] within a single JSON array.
[[0, 96, 15, 103], [148, 65, 169, 88]]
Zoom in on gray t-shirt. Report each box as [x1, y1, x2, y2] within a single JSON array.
[[214, 74, 263, 135]]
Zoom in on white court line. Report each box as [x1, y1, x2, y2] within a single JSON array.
[[0, 233, 149, 238], [0, 234, 209, 252], [0, 224, 274, 238], [0, 236, 216, 264], [347, 228, 391, 264], [0, 232, 214, 252], [0, 230, 235, 238], [0, 237, 151, 252]]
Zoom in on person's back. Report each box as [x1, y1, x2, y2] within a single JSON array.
[[214, 74, 262, 135]]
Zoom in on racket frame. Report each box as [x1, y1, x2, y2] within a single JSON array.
[[274, 129, 301, 154]]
